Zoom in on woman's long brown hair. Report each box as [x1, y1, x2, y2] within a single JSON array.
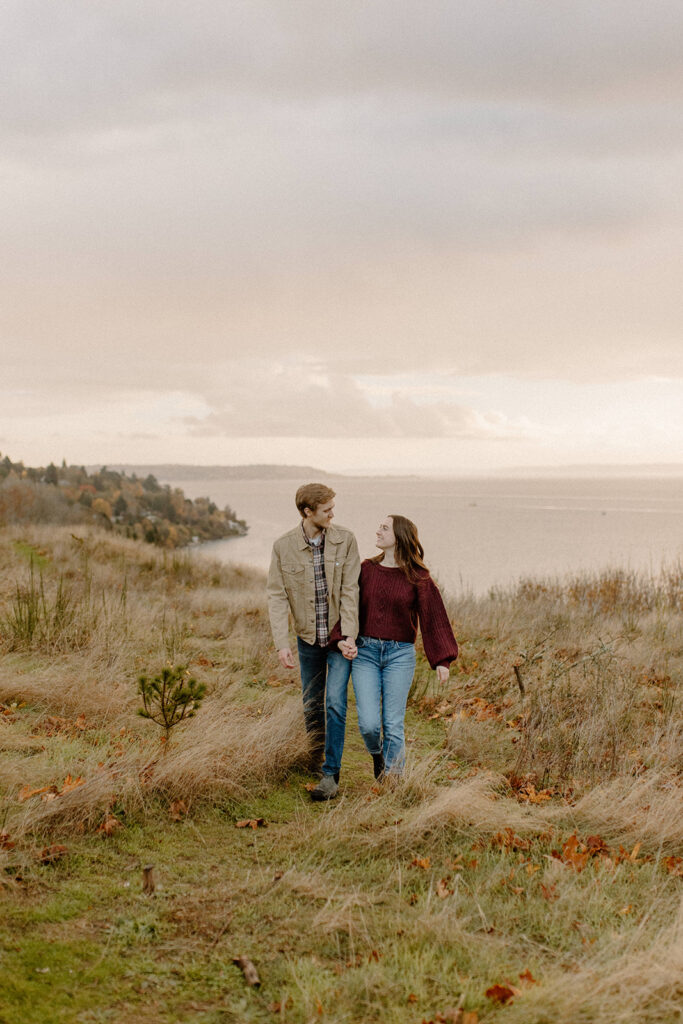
[[372, 514, 430, 583]]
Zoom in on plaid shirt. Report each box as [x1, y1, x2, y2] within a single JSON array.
[[302, 524, 329, 646]]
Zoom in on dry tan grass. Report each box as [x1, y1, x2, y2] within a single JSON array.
[[548, 772, 683, 852], [503, 898, 683, 1024], [4, 690, 308, 838], [2, 526, 682, 1022], [391, 773, 541, 847], [0, 525, 308, 839], [149, 691, 308, 801], [440, 565, 682, 812]]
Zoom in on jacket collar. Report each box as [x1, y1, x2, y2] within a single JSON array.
[[294, 522, 342, 549]]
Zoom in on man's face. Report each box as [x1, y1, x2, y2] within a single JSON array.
[[306, 500, 335, 530]]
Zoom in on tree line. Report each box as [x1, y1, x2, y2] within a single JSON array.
[[0, 454, 247, 548]]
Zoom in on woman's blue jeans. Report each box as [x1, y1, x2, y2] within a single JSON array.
[[296, 638, 352, 778], [351, 636, 416, 775]]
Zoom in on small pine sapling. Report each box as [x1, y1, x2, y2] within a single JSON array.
[[137, 665, 206, 745]]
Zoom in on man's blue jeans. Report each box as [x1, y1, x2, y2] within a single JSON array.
[[351, 636, 416, 774], [296, 638, 352, 778]]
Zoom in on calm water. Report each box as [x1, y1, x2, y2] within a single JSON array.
[[165, 476, 683, 597]]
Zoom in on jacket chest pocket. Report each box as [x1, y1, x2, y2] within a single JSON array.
[[282, 564, 304, 577]]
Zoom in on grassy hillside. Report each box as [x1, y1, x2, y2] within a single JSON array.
[[0, 525, 681, 1023]]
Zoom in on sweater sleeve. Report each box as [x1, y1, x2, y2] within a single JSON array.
[[416, 575, 459, 670]]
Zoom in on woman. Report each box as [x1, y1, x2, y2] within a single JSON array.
[[340, 514, 458, 780]]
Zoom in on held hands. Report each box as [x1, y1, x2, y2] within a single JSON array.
[[277, 647, 295, 670], [436, 665, 449, 685], [338, 637, 358, 660]]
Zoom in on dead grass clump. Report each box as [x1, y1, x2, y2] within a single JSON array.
[[548, 772, 683, 853], [495, 565, 683, 616], [0, 659, 139, 722], [447, 717, 518, 775], [4, 692, 309, 839], [503, 900, 683, 1024], [439, 590, 681, 796], [391, 773, 541, 850], [0, 561, 126, 654], [12, 752, 145, 838], [147, 693, 308, 801], [324, 772, 542, 856]]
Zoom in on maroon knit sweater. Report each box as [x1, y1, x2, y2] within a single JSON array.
[[357, 559, 458, 669]]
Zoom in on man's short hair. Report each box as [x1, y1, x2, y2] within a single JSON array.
[[295, 483, 335, 518]]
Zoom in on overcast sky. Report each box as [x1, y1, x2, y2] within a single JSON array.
[[2, 0, 682, 474]]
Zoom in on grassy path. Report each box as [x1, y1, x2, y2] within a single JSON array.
[[1, 701, 459, 1024]]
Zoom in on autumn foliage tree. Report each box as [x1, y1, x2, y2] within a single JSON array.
[[0, 453, 247, 548]]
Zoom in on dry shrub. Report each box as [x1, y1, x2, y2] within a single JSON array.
[[512, 661, 643, 787], [501, 565, 683, 616], [444, 571, 682, 797]]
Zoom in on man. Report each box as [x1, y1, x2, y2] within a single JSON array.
[[267, 483, 360, 801]]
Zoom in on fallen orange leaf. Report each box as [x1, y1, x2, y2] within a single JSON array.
[[18, 784, 55, 802], [59, 774, 86, 795], [97, 815, 122, 836], [560, 834, 589, 872], [170, 799, 188, 821], [663, 856, 683, 877], [485, 983, 520, 1004], [491, 828, 531, 852], [235, 818, 267, 829], [519, 968, 537, 985], [436, 877, 454, 898], [411, 857, 431, 870]]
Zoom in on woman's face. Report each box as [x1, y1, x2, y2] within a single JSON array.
[[375, 516, 396, 551]]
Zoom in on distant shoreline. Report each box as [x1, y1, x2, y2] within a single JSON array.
[[90, 462, 683, 482]]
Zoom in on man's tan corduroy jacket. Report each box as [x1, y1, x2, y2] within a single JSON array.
[[266, 523, 360, 650]]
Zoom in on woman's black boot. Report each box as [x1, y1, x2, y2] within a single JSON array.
[[372, 753, 385, 780]]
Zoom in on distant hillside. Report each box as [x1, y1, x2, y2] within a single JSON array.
[[96, 464, 335, 481], [501, 463, 683, 479], [0, 454, 247, 548]]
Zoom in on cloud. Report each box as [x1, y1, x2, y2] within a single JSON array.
[[3, 1, 681, 141], [0, 0, 681, 470], [180, 362, 536, 440]]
